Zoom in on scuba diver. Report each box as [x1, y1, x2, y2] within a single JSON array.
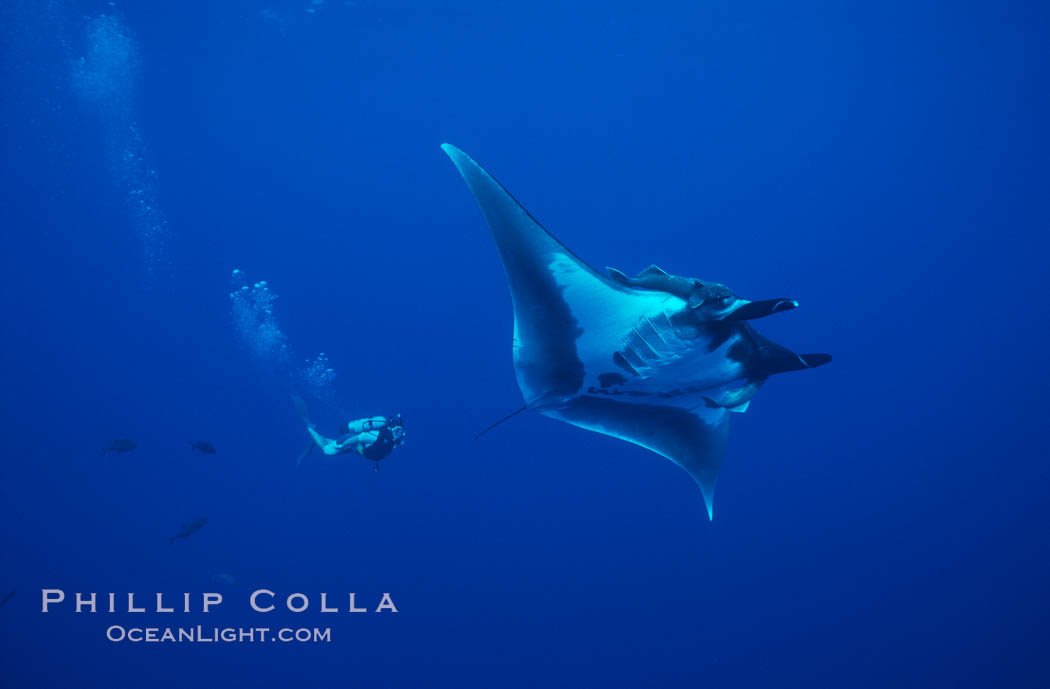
[[292, 395, 405, 470]]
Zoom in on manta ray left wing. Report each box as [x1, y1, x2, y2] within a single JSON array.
[[442, 144, 732, 517]]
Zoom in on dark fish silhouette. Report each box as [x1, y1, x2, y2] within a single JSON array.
[[101, 438, 137, 454], [190, 441, 216, 454], [169, 517, 208, 545], [0, 589, 14, 608]]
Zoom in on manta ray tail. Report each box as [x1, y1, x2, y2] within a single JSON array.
[[474, 406, 528, 440]]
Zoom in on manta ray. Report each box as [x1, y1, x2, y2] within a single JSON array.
[[441, 144, 830, 519]]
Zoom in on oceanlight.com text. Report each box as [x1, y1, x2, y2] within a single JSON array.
[[105, 625, 332, 643]]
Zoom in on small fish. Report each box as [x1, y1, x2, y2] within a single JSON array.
[[211, 573, 235, 585], [101, 438, 137, 454], [0, 589, 14, 608], [190, 441, 217, 454], [169, 517, 208, 545]]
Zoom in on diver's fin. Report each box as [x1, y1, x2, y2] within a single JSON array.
[[291, 394, 310, 425], [291, 394, 320, 466], [295, 441, 314, 466]]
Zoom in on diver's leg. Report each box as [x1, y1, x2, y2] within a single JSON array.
[[334, 431, 377, 455], [305, 426, 327, 447], [306, 427, 341, 456], [293, 396, 341, 457]]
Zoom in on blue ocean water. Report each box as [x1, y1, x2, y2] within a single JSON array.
[[1, 1, 1048, 686]]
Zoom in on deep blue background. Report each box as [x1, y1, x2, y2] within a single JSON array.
[[1, 1, 1048, 687]]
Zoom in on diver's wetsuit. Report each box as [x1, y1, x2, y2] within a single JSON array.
[[361, 426, 396, 461]]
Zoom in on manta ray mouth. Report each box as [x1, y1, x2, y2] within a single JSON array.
[[725, 298, 799, 321]]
